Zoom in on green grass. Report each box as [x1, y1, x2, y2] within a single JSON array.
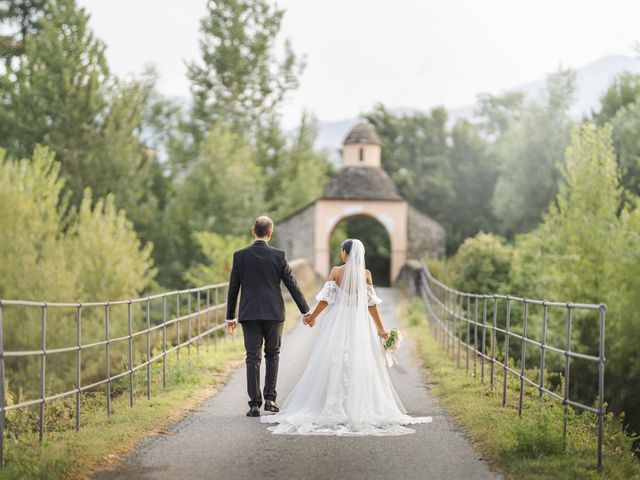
[[0, 299, 308, 480], [402, 298, 640, 480]]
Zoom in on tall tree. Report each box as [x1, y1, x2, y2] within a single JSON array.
[[491, 68, 576, 237], [445, 120, 498, 250], [594, 71, 640, 199], [474, 90, 525, 138], [611, 100, 640, 198], [0, 146, 155, 393], [158, 125, 265, 287], [367, 104, 453, 223], [0, 0, 46, 67], [509, 123, 640, 433], [592, 72, 640, 125], [257, 111, 332, 220], [0, 0, 161, 236], [187, 0, 304, 143]]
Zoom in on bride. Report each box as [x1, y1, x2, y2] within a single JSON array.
[[261, 239, 432, 436]]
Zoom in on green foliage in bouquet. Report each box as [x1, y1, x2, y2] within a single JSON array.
[[383, 328, 399, 350]]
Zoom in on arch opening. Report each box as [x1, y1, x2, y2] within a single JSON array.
[[328, 215, 392, 287]]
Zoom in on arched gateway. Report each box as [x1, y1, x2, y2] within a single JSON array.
[[275, 122, 445, 283]]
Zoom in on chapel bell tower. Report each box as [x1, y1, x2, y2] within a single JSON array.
[[341, 121, 382, 168]]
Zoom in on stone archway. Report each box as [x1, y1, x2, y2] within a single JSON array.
[[328, 214, 392, 286], [314, 198, 407, 283]]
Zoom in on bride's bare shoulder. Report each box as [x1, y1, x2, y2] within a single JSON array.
[[365, 269, 373, 285], [329, 265, 345, 282]]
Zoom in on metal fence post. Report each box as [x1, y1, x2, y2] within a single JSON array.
[[457, 294, 462, 367], [105, 303, 110, 417], [448, 287, 457, 357], [39, 303, 46, 440], [481, 296, 487, 383], [0, 300, 5, 466], [502, 297, 511, 407], [146, 298, 151, 400], [597, 305, 606, 470], [214, 288, 219, 351], [563, 305, 573, 450], [539, 302, 548, 398], [176, 294, 180, 369], [196, 291, 201, 355], [466, 295, 470, 373], [206, 289, 210, 351], [75, 303, 82, 430], [474, 296, 479, 378], [187, 293, 191, 368], [223, 285, 228, 345], [162, 295, 167, 389], [127, 300, 134, 407], [490, 296, 497, 388], [518, 299, 528, 416]]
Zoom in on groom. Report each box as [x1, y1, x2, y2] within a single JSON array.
[[226, 216, 311, 417]]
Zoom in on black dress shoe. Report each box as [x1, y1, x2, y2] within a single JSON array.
[[264, 400, 279, 412], [246, 405, 260, 417]]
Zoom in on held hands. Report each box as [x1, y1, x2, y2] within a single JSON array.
[[303, 312, 316, 327]]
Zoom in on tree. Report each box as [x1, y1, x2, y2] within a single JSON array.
[[0, 0, 46, 67], [158, 125, 265, 287], [611, 100, 640, 199], [366, 104, 453, 224], [0, 145, 155, 394], [65, 190, 156, 302], [475, 90, 525, 138], [445, 120, 498, 250], [0, 0, 109, 161], [510, 123, 640, 432], [257, 111, 332, 220], [491, 68, 576, 237], [0, 0, 162, 236], [184, 232, 249, 286], [592, 72, 640, 125], [448, 232, 512, 294], [187, 0, 304, 141]]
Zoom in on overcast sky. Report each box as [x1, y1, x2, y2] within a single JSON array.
[[77, 0, 639, 128]]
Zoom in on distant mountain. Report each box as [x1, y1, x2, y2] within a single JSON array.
[[317, 54, 640, 163]]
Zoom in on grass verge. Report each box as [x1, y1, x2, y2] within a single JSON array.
[[1, 300, 307, 480], [402, 298, 640, 480]]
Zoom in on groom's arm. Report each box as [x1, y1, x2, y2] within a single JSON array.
[[225, 252, 241, 322], [280, 253, 310, 315]]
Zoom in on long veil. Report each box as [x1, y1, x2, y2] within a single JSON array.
[[333, 239, 388, 421]]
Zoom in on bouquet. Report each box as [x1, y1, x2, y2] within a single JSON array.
[[381, 328, 403, 367]]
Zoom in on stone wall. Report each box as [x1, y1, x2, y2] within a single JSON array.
[[396, 259, 423, 296], [273, 204, 316, 263], [407, 205, 446, 260]]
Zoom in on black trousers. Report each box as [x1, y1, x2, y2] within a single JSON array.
[[241, 320, 284, 407]]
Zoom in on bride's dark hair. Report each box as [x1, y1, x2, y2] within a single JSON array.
[[341, 239, 354, 255]]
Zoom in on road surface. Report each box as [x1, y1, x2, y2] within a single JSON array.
[[94, 288, 503, 480]]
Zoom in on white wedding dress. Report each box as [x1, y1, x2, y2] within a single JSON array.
[[261, 240, 432, 436]]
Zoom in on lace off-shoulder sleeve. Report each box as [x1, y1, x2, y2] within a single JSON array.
[[316, 281, 337, 304], [367, 284, 382, 306]]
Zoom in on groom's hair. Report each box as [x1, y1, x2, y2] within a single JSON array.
[[254, 216, 274, 238]]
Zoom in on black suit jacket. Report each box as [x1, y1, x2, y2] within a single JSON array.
[[225, 240, 310, 322]]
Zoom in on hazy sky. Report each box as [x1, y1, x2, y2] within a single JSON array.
[[77, 0, 639, 128]]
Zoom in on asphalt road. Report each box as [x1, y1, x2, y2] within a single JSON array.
[[94, 288, 503, 480]]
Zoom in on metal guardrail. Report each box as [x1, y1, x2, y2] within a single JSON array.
[[418, 262, 606, 470], [0, 282, 230, 467]]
